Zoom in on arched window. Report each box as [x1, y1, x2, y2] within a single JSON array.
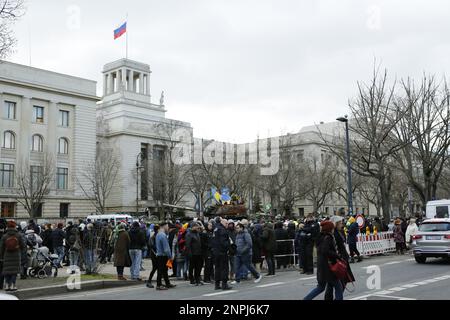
[[31, 134, 44, 152], [2, 131, 16, 149], [58, 138, 69, 154]]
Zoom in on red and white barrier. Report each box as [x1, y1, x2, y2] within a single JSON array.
[[346, 232, 396, 256]]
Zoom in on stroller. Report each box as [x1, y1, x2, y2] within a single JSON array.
[[27, 246, 59, 279]]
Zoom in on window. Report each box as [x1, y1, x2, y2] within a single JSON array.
[[60, 203, 70, 218], [436, 206, 449, 219], [3, 101, 16, 120], [33, 106, 44, 123], [1, 202, 16, 218], [31, 135, 44, 152], [59, 110, 69, 127], [30, 166, 43, 189], [297, 150, 304, 162], [56, 168, 68, 190], [419, 222, 450, 232], [2, 131, 15, 149], [58, 138, 69, 154], [34, 203, 43, 218], [0, 164, 14, 188]]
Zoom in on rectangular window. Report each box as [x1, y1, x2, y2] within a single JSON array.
[[33, 106, 44, 123], [30, 166, 43, 190], [56, 167, 68, 190], [0, 164, 14, 188], [59, 110, 69, 127], [3, 101, 16, 120], [60, 203, 70, 218], [34, 203, 43, 218], [1, 202, 16, 218]]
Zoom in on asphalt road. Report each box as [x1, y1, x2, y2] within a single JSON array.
[[36, 253, 450, 300]]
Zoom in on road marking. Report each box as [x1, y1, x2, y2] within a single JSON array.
[[256, 282, 285, 288], [375, 290, 394, 295], [414, 281, 429, 285], [384, 261, 402, 265], [401, 284, 418, 288], [203, 290, 238, 297], [387, 287, 406, 292], [434, 276, 449, 280], [370, 294, 416, 300], [299, 276, 316, 281]]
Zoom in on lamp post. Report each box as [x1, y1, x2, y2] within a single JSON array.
[[136, 152, 144, 216], [337, 115, 353, 216]]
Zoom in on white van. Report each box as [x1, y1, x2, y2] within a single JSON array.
[[86, 214, 134, 226], [426, 200, 450, 219]]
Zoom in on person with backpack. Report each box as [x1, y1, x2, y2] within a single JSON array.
[[0, 221, 26, 292], [230, 222, 262, 285], [128, 221, 146, 281], [25, 229, 42, 249], [67, 226, 81, 274]]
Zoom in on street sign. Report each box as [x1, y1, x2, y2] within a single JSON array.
[[356, 215, 365, 229]]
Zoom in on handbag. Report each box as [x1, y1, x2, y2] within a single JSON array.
[[329, 259, 348, 280], [166, 259, 173, 269]]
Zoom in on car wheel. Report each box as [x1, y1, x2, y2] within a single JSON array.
[[415, 256, 427, 264]]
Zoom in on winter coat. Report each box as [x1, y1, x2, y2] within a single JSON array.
[[251, 224, 263, 263], [128, 226, 146, 250], [82, 229, 97, 250], [51, 228, 66, 248], [287, 223, 296, 239], [334, 229, 349, 262], [393, 224, 405, 243], [156, 231, 171, 257], [41, 229, 53, 252], [199, 231, 209, 256], [211, 224, 230, 256], [316, 232, 340, 284], [274, 224, 289, 256], [113, 230, 130, 267], [299, 220, 320, 246], [235, 229, 253, 257], [405, 223, 419, 244], [0, 229, 26, 275], [186, 230, 202, 256], [261, 223, 277, 254], [347, 222, 359, 245]]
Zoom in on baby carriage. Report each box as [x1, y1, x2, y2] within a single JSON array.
[[27, 246, 59, 279]]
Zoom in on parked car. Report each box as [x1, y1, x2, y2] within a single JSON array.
[[412, 218, 450, 263]]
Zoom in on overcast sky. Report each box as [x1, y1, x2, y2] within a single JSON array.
[[7, 0, 450, 143]]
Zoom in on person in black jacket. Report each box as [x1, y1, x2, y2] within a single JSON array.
[[299, 214, 320, 275], [304, 220, 344, 300], [261, 222, 277, 276], [168, 223, 178, 277], [274, 222, 289, 269], [186, 222, 204, 286], [324, 216, 355, 300], [51, 223, 66, 268], [128, 221, 146, 280], [41, 224, 53, 253], [211, 217, 232, 290], [202, 220, 215, 283]]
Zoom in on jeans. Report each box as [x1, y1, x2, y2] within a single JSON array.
[[235, 255, 259, 282], [129, 249, 142, 279], [54, 246, 65, 266], [69, 250, 80, 272], [4, 274, 17, 287], [84, 249, 95, 273], [176, 258, 188, 279], [304, 280, 343, 300]]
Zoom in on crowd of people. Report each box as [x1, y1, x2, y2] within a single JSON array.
[[0, 213, 422, 297]]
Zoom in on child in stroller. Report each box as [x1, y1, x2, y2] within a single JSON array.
[[27, 246, 59, 279]]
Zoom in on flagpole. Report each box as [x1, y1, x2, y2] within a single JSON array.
[[126, 13, 128, 59]]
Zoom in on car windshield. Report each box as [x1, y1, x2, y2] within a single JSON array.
[[419, 223, 450, 232]]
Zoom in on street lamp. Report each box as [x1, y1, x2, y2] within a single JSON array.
[[136, 152, 145, 216], [337, 115, 353, 216]]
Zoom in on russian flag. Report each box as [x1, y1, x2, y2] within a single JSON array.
[[114, 22, 127, 40]]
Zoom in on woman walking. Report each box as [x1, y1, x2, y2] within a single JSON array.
[[0, 221, 26, 291], [304, 220, 344, 300], [393, 218, 405, 255], [146, 225, 160, 288]]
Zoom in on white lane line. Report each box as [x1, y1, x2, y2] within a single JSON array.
[[434, 276, 449, 280], [376, 290, 394, 295], [387, 287, 406, 292], [384, 261, 403, 265], [371, 294, 416, 300], [299, 276, 316, 281], [256, 282, 285, 288], [203, 290, 238, 297], [414, 281, 429, 285], [401, 284, 419, 288]]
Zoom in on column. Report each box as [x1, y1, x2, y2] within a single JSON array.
[[129, 70, 135, 92], [122, 68, 127, 91], [109, 72, 114, 94], [145, 74, 150, 96], [18, 96, 32, 164], [139, 73, 144, 94], [47, 101, 57, 158], [103, 74, 108, 96]]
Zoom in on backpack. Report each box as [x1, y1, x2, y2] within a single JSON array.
[[26, 233, 37, 248], [5, 235, 20, 252]]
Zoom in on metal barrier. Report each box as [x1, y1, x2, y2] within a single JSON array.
[[261, 239, 299, 270], [346, 231, 396, 256]]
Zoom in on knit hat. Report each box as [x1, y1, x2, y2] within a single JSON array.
[[320, 220, 334, 233], [20, 221, 27, 230], [7, 220, 16, 229], [240, 219, 249, 227]]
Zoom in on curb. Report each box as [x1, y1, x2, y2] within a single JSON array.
[[11, 279, 140, 300]]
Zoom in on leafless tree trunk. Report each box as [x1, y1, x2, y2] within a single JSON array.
[[0, 0, 25, 58], [77, 146, 120, 215], [15, 153, 55, 218]]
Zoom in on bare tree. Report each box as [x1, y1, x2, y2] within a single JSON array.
[[0, 0, 25, 58], [15, 154, 55, 218], [392, 75, 450, 207], [77, 146, 120, 215]]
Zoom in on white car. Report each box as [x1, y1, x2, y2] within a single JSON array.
[[412, 218, 450, 263]]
